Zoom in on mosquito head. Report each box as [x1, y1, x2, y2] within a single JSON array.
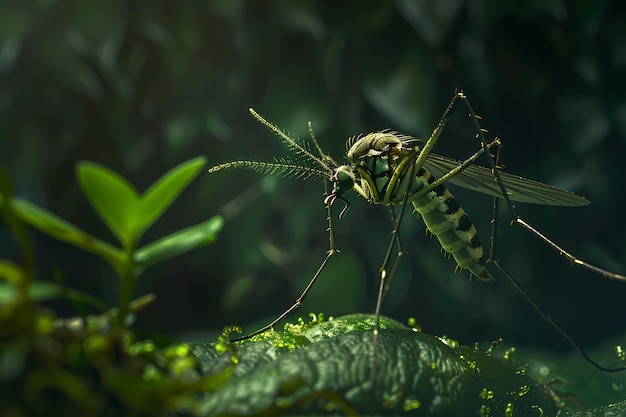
[[324, 165, 355, 218], [327, 165, 354, 194]]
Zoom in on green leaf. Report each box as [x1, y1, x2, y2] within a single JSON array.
[[0, 170, 35, 283], [77, 161, 143, 248], [193, 314, 561, 417], [134, 215, 223, 268], [0, 280, 106, 310], [76, 157, 207, 249], [3, 197, 123, 270], [140, 156, 207, 233], [0, 259, 24, 287]]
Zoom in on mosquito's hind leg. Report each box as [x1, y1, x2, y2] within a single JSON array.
[[462, 93, 626, 372], [457, 91, 626, 282]]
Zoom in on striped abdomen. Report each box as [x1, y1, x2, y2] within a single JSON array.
[[411, 167, 492, 281]]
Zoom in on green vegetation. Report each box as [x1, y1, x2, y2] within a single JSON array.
[[0, 158, 222, 415], [195, 314, 562, 416]]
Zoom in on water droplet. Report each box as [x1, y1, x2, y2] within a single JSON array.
[[516, 384, 530, 397], [403, 399, 421, 411], [479, 388, 495, 400], [505, 402, 514, 417], [503, 347, 516, 360]]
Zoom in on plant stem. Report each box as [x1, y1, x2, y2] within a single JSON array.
[[116, 244, 137, 328]]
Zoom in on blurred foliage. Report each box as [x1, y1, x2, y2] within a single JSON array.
[[1, 156, 222, 325], [0, 155, 225, 414], [1, 0, 626, 412], [0, 283, 231, 416]]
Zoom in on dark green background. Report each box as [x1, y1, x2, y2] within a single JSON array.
[[1, 0, 625, 365]]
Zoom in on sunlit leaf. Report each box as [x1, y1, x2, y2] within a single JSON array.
[[2, 196, 123, 270], [0, 259, 23, 287], [22, 281, 63, 301], [77, 161, 143, 247], [139, 156, 207, 236], [134, 215, 223, 268], [77, 157, 207, 249]]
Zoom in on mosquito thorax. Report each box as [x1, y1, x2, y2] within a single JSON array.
[[344, 132, 415, 202], [346, 132, 405, 162]]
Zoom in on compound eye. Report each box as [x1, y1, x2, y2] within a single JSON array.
[[332, 166, 355, 192]]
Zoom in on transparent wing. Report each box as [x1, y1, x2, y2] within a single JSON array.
[[424, 153, 590, 207]]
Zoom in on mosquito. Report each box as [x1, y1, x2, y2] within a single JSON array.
[[209, 91, 626, 372]]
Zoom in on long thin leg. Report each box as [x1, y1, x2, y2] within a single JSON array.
[[515, 219, 626, 280], [371, 160, 417, 382], [461, 93, 625, 371], [382, 206, 408, 296], [488, 141, 502, 260], [457, 92, 626, 281], [231, 178, 339, 342], [492, 259, 625, 372]]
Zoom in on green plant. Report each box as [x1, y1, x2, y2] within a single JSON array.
[[0, 156, 228, 416], [0, 156, 222, 325]]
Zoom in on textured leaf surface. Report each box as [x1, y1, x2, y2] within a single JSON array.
[[192, 315, 560, 416]]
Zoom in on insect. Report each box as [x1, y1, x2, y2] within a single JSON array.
[[209, 92, 626, 372]]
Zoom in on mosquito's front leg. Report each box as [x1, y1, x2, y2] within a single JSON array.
[[230, 179, 340, 342]]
